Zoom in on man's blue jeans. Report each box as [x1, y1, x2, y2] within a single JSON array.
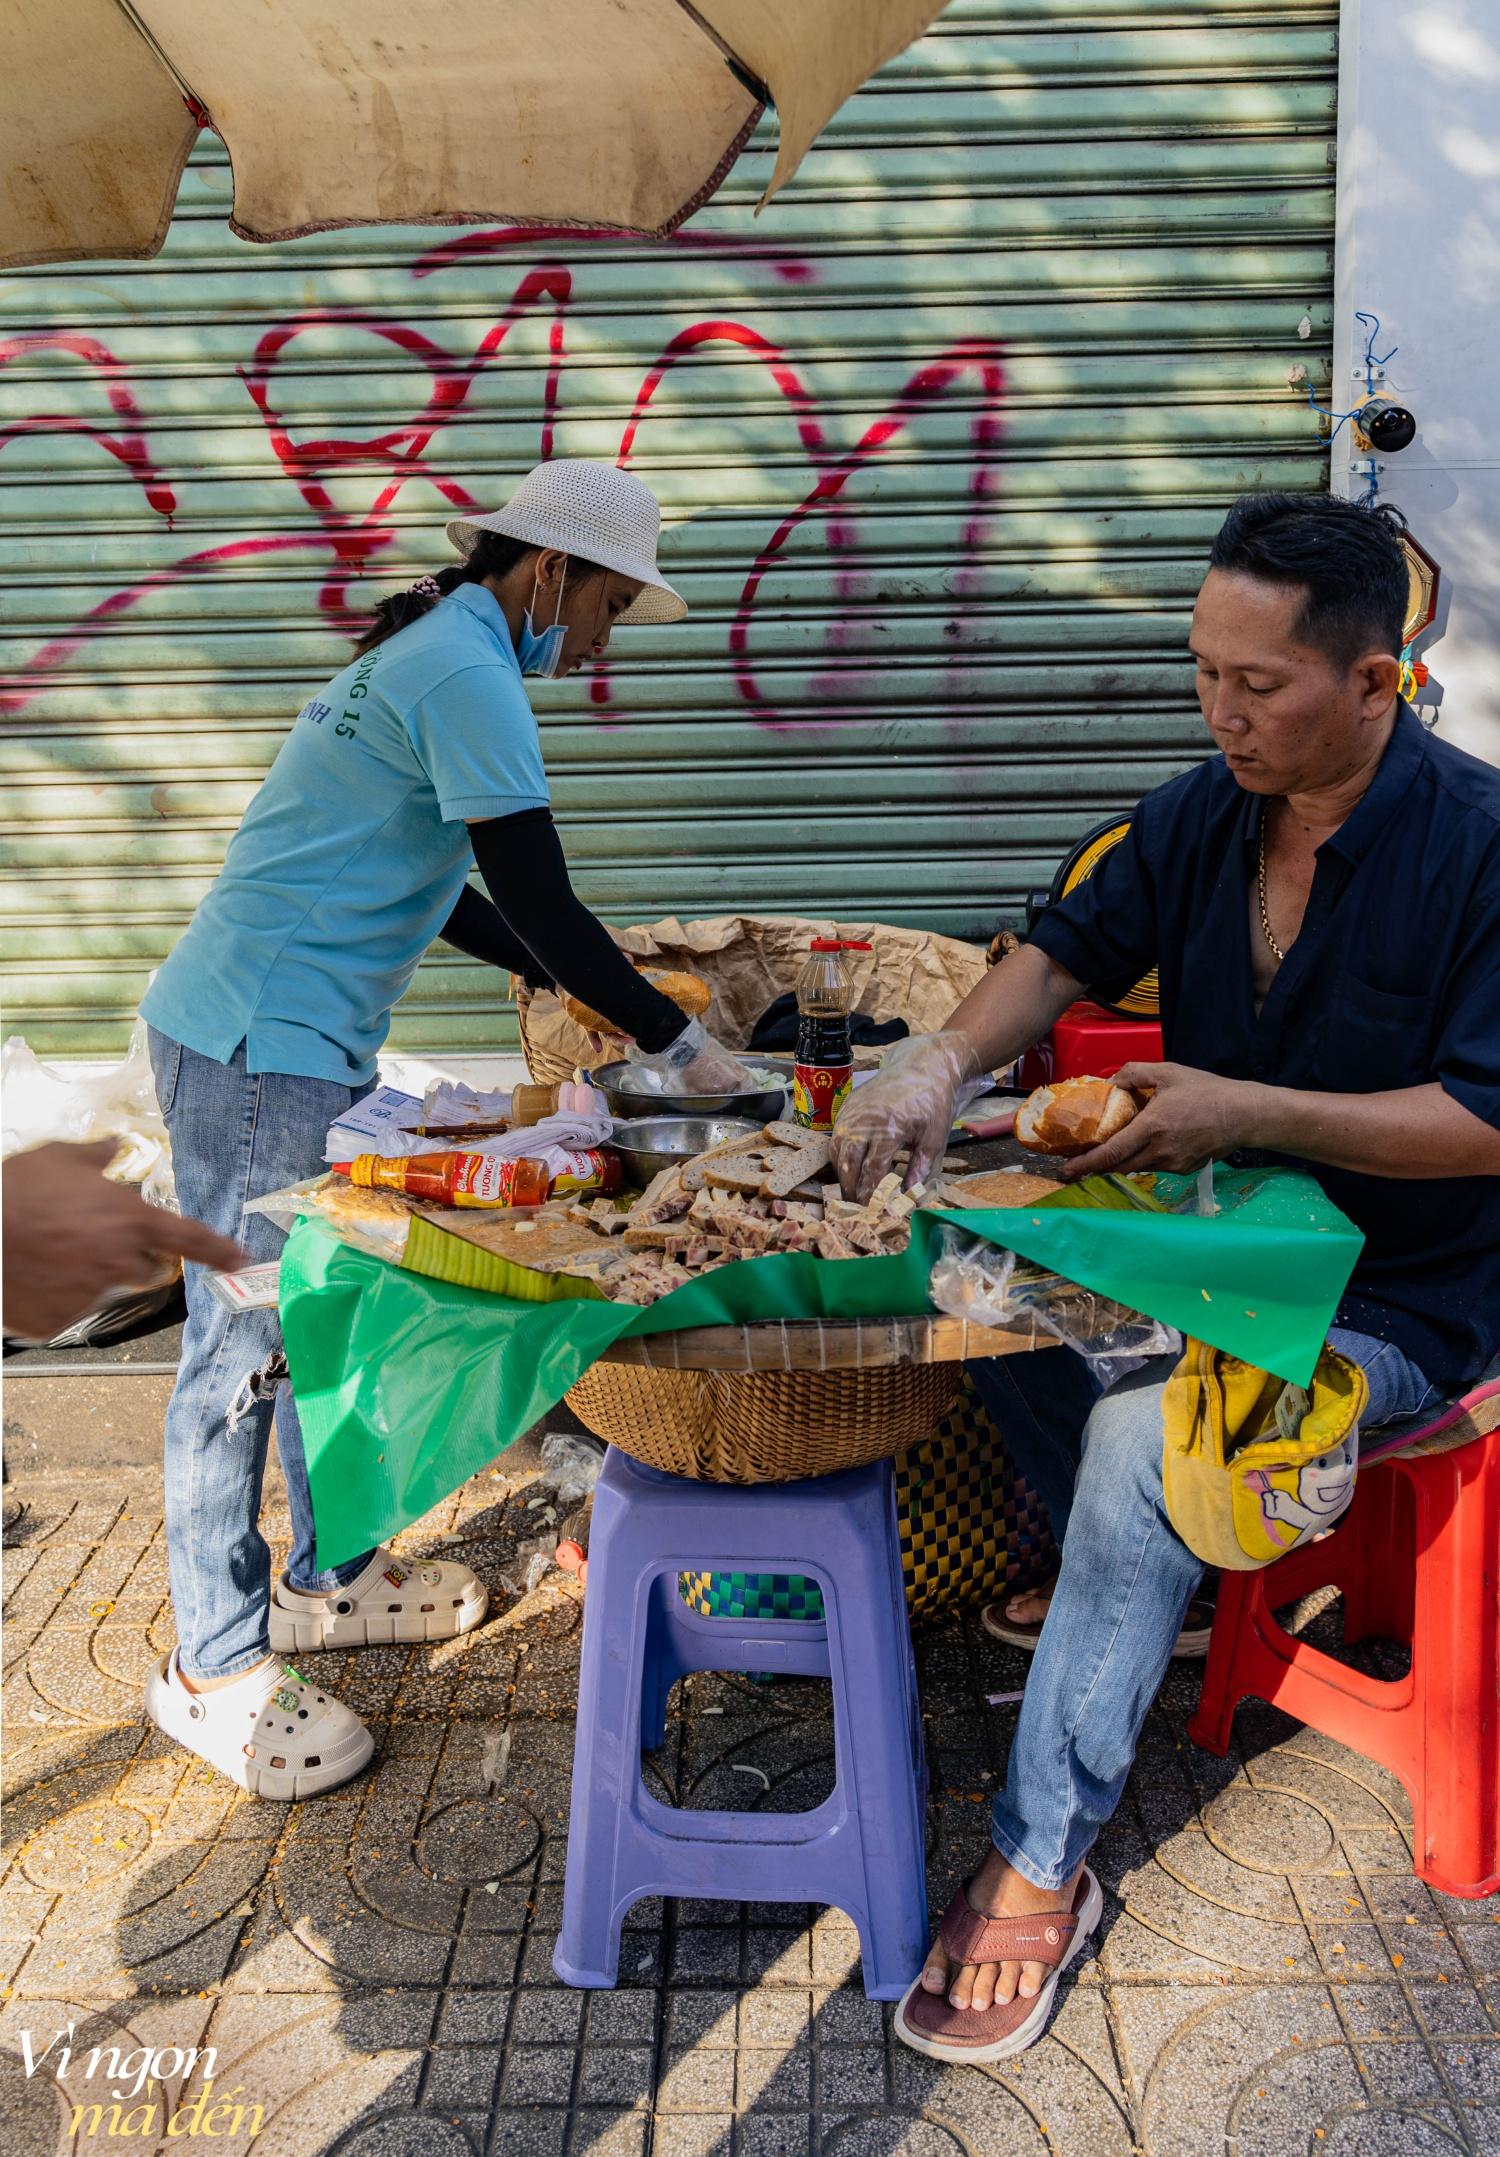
[[148, 1029, 378, 1680], [968, 1327, 1442, 1891]]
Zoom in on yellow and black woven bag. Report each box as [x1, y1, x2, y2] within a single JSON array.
[[680, 1370, 1056, 1622]]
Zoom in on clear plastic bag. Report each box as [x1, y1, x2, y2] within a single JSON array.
[[538, 1431, 605, 1508], [929, 1225, 1180, 1388]]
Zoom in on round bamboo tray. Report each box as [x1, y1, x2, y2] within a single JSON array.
[[565, 1314, 1049, 1483]]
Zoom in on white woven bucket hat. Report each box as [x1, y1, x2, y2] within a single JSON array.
[[446, 460, 686, 625]]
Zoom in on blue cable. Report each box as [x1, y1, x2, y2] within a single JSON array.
[[1302, 310, 1399, 496], [1354, 310, 1399, 395]]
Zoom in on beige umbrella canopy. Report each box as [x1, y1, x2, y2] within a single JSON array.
[[1, 0, 948, 269]]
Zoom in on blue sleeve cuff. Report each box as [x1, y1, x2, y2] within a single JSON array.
[[1027, 909, 1102, 987], [1440, 1070, 1500, 1133]]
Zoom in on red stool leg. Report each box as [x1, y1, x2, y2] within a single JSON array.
[[1189, 1568, 1267, 1754], [1339, 1468, 1416, 1649], [1407, 1443, 1500, 1897], [1189, 1515, 1386, 1758]]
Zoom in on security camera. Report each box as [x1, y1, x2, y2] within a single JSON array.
[[1352, 397, 1417, 453]]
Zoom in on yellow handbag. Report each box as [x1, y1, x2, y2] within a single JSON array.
[[1162, 1338, 1369, 1571]]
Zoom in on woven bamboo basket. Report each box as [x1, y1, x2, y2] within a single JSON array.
[[564, 1358, 961, 1483], [514, 982, 579, 1089]]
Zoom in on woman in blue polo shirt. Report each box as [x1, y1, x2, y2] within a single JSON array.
[[139, 460, 742, 1800]]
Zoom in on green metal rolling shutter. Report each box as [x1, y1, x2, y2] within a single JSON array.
[[0, 0, 1337, 1056]]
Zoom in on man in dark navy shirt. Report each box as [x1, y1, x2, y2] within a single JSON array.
[[835, 494, 1500, 2065]]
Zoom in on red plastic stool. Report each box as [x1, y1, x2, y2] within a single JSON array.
[[1189, 1388, 1500, 1898]]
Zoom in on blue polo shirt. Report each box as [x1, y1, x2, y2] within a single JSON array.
[[142, 584, 548, 1084], [1030, 706, 1500, 1391]]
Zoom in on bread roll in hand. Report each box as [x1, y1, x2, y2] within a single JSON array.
[[1014, 1075, 1143, 1158], [559, 968, 712, 1039]]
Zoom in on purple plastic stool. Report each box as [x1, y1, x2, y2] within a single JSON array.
[[554, 1448, 929, 1999]]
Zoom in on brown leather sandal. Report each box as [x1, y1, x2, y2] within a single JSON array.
[[894, 1867, 1104, 2062], [981, 1581, 1217, 1659]]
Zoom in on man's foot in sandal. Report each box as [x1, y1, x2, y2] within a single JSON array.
[[145, 1649, 374, 1801], [982, 1576, 1216, 1659], [269, 1546, 488, 1653], [895, 1844, 1104, 2063]]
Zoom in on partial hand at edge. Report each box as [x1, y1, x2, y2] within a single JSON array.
[[2, 1142, 247, 1342]]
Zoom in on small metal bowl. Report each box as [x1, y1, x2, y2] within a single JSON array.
[[607, 1116, 763, 1188], [590, 1057, 793, 1122]]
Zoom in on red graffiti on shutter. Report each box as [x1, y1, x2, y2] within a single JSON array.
[[0, 243, 1006, 730], [0, 333, 178, 518]]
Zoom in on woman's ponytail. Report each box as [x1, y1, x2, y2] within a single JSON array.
[[352, 531, 539, 656]]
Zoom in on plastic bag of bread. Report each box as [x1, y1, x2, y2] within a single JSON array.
[[929, 1225, 1178, 1387], [243, 1172, 415, 1262]]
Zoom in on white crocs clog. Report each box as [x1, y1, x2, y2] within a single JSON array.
[[144, 1650, 375, 1801], [268, 1545, 489, 1653]]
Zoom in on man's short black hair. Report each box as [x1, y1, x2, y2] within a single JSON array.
[[1207, 492, 1409, 669]]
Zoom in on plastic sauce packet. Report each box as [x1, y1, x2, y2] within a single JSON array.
[[205, 1262, 282, 1311]]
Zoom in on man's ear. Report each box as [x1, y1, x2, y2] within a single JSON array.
[[1355, 649, 1402, 717]]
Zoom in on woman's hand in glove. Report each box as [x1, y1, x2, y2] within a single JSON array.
[[832, 1031, 984, 1200], [625, 1016, 751, 1097]]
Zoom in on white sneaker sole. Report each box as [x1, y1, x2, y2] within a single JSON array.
[[268, 1571, 489, 1654], [144, 1655, 375, 1802], [893, 1868, 1105, 2064]]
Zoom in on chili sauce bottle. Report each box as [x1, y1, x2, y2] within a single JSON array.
[[334, 1150, 621, 1207]]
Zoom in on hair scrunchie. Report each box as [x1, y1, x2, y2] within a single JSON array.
[[409, 575, 442, 599]]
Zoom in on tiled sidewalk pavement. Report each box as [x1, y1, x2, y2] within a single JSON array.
[[3, 1439, 1500, 2157]]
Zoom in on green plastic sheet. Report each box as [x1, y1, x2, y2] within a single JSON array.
[[281, 1163, 1362, 1567]]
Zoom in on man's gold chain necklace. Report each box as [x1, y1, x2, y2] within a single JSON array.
[[1257, 810, 1285, 963]]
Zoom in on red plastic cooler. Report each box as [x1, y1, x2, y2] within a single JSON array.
[[1017, 999, 1163, 1091]]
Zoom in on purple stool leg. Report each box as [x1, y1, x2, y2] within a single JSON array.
[[554, 1450, 928, 1999]]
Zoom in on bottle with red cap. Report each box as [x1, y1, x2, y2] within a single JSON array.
[[332, 1149, 621, 1207], [792, 938, 871, 1130]]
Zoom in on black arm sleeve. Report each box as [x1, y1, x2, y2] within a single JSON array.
[[439, 882, 553, 991], [468, 808, 686, 1053]]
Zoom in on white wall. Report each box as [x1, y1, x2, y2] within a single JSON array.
[[1334, 0, 1500, 764]]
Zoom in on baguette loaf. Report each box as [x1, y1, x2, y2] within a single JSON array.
[[1014, 1076, 1141, 1158]]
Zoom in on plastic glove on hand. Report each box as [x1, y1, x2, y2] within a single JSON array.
[[832, 1030, 984, 1200], [625, 1016, 751, 1098]]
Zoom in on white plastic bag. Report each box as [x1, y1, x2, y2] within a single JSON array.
[[1, 1021, 179, 1341], [2, 1021, 169, 1195]]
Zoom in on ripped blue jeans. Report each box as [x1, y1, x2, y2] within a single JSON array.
[[967, 1327, 1442, 1890], [149, 1030, 377, 1679]]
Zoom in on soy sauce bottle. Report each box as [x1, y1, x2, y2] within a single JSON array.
[[793, 939, 871, 1130]]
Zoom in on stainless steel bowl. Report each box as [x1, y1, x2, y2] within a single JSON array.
[[589, 1056, 793, 1122], [606, 1115, 763, 1188]]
